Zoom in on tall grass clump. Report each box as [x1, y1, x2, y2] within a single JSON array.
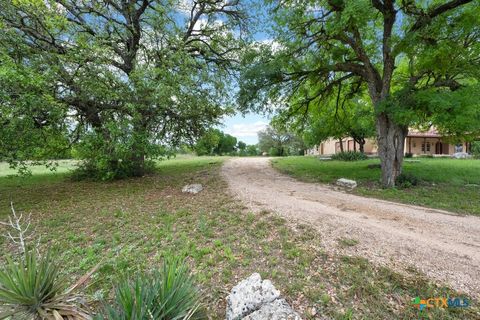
[[0, 204, 92, 319], [0, 251, 91, 320], [96, 256, 205, 320]]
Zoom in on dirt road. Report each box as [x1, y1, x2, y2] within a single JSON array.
[[221, 157, 480, 297]]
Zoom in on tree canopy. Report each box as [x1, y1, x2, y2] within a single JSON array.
[[239, 0, 480, 187], [274, 82, 376, 153], [258, 126, 305, 156], [1, 0, 479, 185], [0, 0, 246, 179], [195, 129, 238, 156]]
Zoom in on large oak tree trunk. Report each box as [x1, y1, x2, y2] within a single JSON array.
[[130, 152, 145, 177], [376, 112, 408, 187], [130, 120, 148, 177]]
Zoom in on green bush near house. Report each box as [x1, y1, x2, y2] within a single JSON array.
[[268, 147, 282, 156], [395, 172, 420, 188], [331, 151, 368, 161], [471, 141, 480, 159]]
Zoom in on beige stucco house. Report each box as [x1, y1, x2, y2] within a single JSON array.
[[306, 128, 472, 156]]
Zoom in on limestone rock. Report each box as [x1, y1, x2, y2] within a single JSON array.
[[242, 299, 301, 320], [181, 184, 203, 194], [226, 273, 280, 320], [336, 178, 357, 189], [452, 152, 471, 159]]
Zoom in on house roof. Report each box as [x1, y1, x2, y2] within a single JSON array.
[[407, 128, 442, 138]]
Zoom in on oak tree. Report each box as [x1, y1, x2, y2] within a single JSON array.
[[240, 0, 479, 187], [1, 0, 246, 178]]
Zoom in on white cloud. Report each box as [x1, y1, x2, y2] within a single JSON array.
[[225, 121, 268, 138], [260, 39, 282, 51], [176, 0, 193, 14], [251, 38, 284, 53]]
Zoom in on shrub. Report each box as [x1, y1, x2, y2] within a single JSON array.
[[0, 250, 91, 320], [246, 145, 258, 156], [471, 141, 480, 159], [97, 256, 205, 320], [395, 172, 420, 188], [331, 151, 368, 161], [404, 152, 413, 158], [71, 158, 156, 181], [268, 147, 281, 156]]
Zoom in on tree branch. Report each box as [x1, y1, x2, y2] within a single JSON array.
[[381, 0, 396, 98], [410, 0, 474, 32], [371, 0, 386, 13]]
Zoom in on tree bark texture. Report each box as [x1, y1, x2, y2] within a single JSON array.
[[376, 112, 408, 188]]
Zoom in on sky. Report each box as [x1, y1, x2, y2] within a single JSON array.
[[220, 112, 270, 145], [215, 2, 274, 145]]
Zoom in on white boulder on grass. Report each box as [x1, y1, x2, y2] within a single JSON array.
[[336, 178, 357, 189], [226, 273, 280, 320], [181, 184, 203, 194], [226, 273, 301, 320], [452, 152, 471, 159]]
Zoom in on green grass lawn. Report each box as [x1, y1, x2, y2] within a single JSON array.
[[272, 157, 480, 216], [0, 158, 478, 319]]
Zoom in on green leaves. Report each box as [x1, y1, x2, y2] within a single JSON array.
[[195, 129, 237, 156], [0, 252, 62, 311], [96, 256, 205, 320], [1, 0, 247, 178], [376, 84, 480, 141], [0, 51, 71, 173], [258, 126, 305, 156]]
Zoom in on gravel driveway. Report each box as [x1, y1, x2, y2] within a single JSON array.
[[221, 157, 480, 298]]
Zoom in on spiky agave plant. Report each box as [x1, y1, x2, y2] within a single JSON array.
[[97, 255, 205, 320], [0, 250, 92, 320]]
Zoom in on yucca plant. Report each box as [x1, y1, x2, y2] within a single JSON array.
[[97, 256, 205, 320], [0, 250, 92, 320]]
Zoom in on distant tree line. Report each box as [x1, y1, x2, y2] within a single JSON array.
[[194, 129, 259, 156], [194, 126, 305, 157], [257, 126, 305, 156]]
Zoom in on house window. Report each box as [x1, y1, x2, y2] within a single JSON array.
[[455, 144, 463, 153], [421, 142, 430, 152]]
